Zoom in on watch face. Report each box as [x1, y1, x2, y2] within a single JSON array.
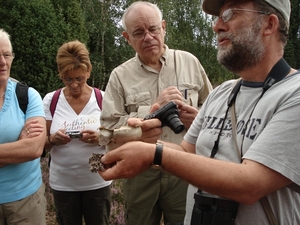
[[151, 164, 161, 170]]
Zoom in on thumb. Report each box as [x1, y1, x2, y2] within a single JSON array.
[[150, 103, 160, 113]]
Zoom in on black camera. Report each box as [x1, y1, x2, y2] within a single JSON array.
[[191, 191, 239, 225], [65, 131, 82, 139], [144, 101, 184, 134]]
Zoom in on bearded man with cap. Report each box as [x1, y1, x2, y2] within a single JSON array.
[[98, 0, 300, 224]]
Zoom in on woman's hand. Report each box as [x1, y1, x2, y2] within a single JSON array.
[[80, 130, 99, 144], [19, 119, 44, 140]]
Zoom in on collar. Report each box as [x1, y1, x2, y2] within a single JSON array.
[[136, 44, 169, 67]]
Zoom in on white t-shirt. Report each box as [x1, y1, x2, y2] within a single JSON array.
[[184, 72, 300, 225], [43, 88, 111, 191]]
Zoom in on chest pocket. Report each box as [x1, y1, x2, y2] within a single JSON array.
[[178, 84, 200, 108], [125, 92, 151, 113]]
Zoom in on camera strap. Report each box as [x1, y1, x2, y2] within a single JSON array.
[[211, 57, 291, 159], [229, 58, 291, 225]]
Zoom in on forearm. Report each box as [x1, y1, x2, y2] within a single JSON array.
[[0, 135, 46, 164], [160, 146, 291, 204]]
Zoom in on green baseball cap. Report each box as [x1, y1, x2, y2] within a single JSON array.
[[202, 0, 291, 24]]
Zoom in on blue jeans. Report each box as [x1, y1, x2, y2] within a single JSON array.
[[52, 185, 111, 225]]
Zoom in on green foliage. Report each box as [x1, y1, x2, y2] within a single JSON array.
[[80, 0, 134, 90], [0, 0, 89, 97], [157, 0, 236, 84], [284, 0, 300, 69], [0, 0, 298, 95]]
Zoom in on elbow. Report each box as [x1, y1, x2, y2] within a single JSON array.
[[32, 145, 45, 159], [235, 192, 262, 205]]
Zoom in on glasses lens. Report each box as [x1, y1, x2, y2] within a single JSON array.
[[133, 27, 161, 40], [63, 77, 85, 84], [1, 53, 14, 60], [222, 9, 233, 23], [150, 27, 161, 35]]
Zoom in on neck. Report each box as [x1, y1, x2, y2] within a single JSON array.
[[239, 55, 283, 82]]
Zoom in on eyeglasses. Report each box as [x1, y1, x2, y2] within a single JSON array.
[[0, 53, 15, 61], [131, 26, 161, 40], [213, 8, 268, 26], [63, 77, 86, 84]]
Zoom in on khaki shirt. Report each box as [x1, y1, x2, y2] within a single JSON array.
[[101, 45, 212, 144]]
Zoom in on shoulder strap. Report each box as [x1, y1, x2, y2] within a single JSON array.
[[50, 89, 62, 117], [93, 87, 102, 110], [16, 82, 29, 114]]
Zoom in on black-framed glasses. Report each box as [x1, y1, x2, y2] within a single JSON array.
[[131, 26, 161, 40], [0, 53, 15, 61], [63, 77, 86, 84], [213, 8, 268, 26]]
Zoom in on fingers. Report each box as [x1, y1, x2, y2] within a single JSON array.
[[156, 86, 183, 106], [80, 130, 99, 144], [127, 118, 144, 127], [20, 120, 44, 139], [149, 103, 160, 113], [98, 142, 154, 180]]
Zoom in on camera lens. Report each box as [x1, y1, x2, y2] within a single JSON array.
[[164, 114, 184, 134]]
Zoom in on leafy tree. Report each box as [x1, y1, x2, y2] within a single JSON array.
[[0, 0, 88, 97], [284, 0, 300, 69], [81, 0, 134, 90], [51, 0, 89, 44], [157, 0, 236, 84]]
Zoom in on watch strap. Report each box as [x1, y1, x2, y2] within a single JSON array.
[[152, 142, 163, 168]]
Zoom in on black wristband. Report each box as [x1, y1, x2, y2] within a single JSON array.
[[151, 142, 163, 169]]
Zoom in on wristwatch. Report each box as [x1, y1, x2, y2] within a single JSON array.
[[151, 142, 163, 169]]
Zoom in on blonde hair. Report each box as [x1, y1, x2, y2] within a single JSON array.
[[56, 40, 92, 78]]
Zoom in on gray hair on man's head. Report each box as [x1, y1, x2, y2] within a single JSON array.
[[0, 28, 13, 51], [121, 1, 163, 31]]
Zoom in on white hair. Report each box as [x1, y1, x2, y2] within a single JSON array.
[[0, 28, 13, 51], [121, 1, 163, 31]]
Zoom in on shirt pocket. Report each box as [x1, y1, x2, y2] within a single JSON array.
[[125, 92, 151, 113], [178, 84, 200, 108]]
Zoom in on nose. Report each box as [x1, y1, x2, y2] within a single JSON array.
[[70, 82, 79, 88], [212, 17, 225, 33], [143, 31, 155, 40], [0, 55, 6, 65]]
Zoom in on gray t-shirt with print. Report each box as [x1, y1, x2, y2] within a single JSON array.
[[184, 72, 300, 225]]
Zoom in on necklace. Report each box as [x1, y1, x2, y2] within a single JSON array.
[[0, 92, 5, 98]]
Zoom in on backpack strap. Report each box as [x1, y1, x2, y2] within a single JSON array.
[[50, 89, 62, 117], [16, 82, 29, 114], [93, 87, 102, 110], [50, 88, 102, 116]]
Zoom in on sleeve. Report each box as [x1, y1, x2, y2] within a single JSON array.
[[198, 68, 213, 108], [100, 70, 132, 130], [42, 91, 55, 121], [26, 87, 45, 119]]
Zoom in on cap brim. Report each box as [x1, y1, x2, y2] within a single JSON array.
[[202, 0, 226, 16]]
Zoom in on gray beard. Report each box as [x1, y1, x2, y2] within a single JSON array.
[[217, 22, 265, 74]]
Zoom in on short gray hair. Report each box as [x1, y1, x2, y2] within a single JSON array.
[[121, 1, 163, 31], [0, 28, 13, 51]]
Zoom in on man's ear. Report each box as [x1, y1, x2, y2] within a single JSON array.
[[122, 31, 132, 45], [161, 20, 167, 34], [263, 14, 280, 36]]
